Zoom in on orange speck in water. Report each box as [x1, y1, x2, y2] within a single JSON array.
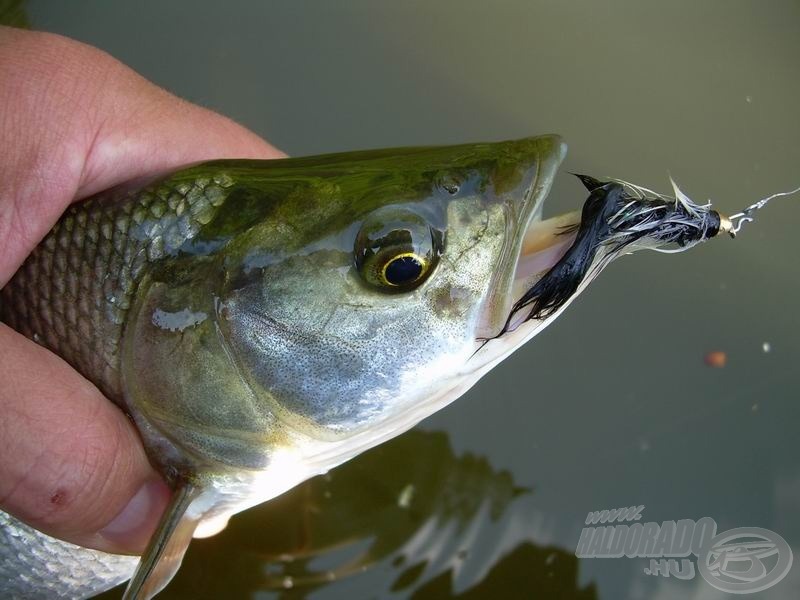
[[704, 351, 727, 368]]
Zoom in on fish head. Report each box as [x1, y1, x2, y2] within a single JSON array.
[[123, 135, 569, 480]]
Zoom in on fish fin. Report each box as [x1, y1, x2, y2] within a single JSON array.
[[122, 480, 202, 600]]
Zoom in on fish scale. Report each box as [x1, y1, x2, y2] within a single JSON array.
[[0, 510, 138, 600], [0, 174, 233, 402]]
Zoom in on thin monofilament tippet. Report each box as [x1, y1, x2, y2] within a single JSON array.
[[725, 185, 800, 237]]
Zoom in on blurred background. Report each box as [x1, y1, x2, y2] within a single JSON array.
[[11, 1, 800, 598]]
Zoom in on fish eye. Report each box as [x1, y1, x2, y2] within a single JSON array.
[[354, 208, 444, 293], [382, 252, 427, 286]]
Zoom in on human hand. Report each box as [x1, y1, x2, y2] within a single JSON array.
[[0, 26, 283, 555]]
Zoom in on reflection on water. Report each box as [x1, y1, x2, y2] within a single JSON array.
[[98, 430, 595, 599]]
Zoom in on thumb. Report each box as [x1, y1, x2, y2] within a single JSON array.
[[0, 324, 171, 554]]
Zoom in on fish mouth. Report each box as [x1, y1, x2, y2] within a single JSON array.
[[475, 173, 725, 362], [469, 185, 589, 372], [472, 178, 620, 362], [509, 210, 581, 324], [473, 209, 580, 347], [471, 135, 568, 340]]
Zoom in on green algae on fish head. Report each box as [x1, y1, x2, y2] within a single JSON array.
[[121, 136, 566, 476]]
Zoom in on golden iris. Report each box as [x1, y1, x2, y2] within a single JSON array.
[[380, 252, 428, 286]]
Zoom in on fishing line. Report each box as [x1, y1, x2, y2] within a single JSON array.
[[725, 185, 800, 237]]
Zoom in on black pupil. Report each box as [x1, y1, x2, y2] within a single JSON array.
[[385, 255, 423, 285]]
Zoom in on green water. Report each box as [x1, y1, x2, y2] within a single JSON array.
[[20, 1, 800, 598]]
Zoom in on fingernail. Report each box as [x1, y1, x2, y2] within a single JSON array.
[[99, 478, 171, 549]]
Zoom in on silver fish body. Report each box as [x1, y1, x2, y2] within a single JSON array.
[[0, 511, 136, 599]]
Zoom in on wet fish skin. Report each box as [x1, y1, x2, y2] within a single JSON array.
[[0, 511, 137, 599], [0, 136, 568, 598]]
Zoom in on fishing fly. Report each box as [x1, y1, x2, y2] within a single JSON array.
[[607, 177, 800, 240], [500, 175, 800, 334]]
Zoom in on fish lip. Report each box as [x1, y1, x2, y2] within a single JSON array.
[[474, 136, 567, 340], [472, 217, 578, 353]]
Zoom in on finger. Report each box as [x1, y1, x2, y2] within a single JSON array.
[[0, 324, 171, 554]]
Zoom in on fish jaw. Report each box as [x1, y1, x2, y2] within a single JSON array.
[[471, 136, 568, 340]]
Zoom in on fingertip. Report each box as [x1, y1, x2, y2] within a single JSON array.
[[97, 477, 172, 554]]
